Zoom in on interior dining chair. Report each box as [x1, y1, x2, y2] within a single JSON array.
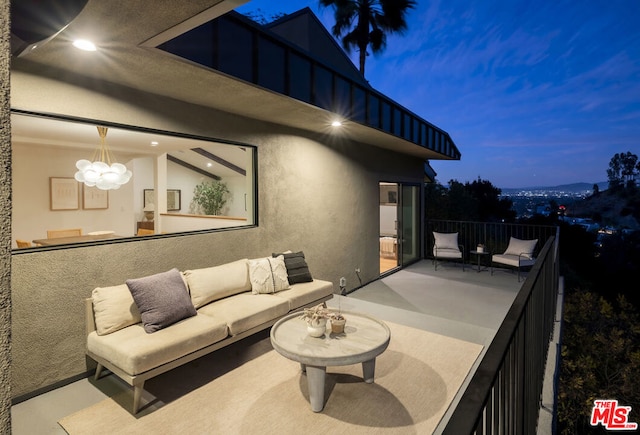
[[136, 228, 155, 236], [491, 237, 538, 281], [47, 228, 82, 238], [15, 239, 32, 248], [432, 231, 465, 271]]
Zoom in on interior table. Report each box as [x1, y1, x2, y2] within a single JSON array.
[[469, 249, 491, 272], [270, 310, 391, 412], [32, 233, 120, 246]]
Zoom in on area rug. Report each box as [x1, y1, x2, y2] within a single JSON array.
[[59, 322, 482, 434]]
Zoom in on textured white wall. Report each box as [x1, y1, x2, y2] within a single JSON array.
[[9, 69, 425, 399]]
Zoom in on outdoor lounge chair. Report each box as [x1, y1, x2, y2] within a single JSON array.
[[433, 231, 465, 271], [491, 237, 537, 281]]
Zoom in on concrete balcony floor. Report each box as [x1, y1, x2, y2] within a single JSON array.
[[11, 260, 523, 434], [345, 259, 522, 345]]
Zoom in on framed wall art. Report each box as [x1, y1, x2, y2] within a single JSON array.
[[50, 177, 79, 210], [144, 189, 181, 211], [83, 185, 109, 209]]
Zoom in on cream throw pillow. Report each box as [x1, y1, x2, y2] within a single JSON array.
[[433, 232, 459, 250], [249, 255, 290, 294], [92, 284, 142, 336], [504, 237, 538, 259]]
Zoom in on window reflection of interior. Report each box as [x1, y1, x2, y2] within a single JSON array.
[[11, 112, 256, 250]]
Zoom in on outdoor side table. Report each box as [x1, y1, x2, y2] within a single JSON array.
[[469, 250, 490, 272]]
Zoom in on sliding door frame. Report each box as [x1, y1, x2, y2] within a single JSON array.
[[379, 181, 423, 277]]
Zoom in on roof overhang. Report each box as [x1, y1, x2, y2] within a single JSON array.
[[10, 0, 459, 161]]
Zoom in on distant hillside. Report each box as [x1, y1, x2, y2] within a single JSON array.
[[501, 182, 608, 194], [568, 188, 640, 230]]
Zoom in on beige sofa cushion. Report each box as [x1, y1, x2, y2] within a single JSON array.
[[92, 284, 142, 336], [197, 293, 289, 335], [184, 259, 251, 309], [87, 314, 228, 375], [273, 279, 334, 310]]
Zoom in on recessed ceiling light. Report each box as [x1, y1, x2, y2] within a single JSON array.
[[331, 120, 343, 127], [150, 141, 159, 147], [207, 162, 213, 168], [73, 39, 97, 51]]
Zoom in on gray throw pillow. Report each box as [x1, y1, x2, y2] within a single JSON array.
[[272, 251, 313, 284], [126, 268, 196, 333]]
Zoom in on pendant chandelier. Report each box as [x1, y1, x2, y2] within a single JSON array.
[[74, 126, 132, 190]]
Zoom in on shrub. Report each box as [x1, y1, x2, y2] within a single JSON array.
[[558, 289, 640, 434]]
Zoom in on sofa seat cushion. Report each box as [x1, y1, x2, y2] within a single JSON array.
[[87, 314, 228, 376], [197, 293, 290, 335], [273, 279, 334, 310], [492, 254, 536, 268], [434, 248, 462, 259]]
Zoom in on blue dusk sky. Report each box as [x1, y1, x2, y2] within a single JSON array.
[[236, 0, 640, 188]]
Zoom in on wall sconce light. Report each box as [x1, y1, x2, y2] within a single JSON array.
[[74, 126, 132, 190]]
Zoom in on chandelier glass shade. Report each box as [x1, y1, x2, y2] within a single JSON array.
[[74, 126, 132, 190]]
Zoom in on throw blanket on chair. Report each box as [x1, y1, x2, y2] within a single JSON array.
[[379, 237, 396, 258]]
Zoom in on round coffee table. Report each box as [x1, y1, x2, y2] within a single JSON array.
[[270, 310, 391, 412]]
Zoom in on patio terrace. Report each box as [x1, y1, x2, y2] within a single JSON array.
[[12, 256, 555, 434]]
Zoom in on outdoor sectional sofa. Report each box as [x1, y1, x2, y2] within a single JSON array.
[[85, 253, 334, 414]]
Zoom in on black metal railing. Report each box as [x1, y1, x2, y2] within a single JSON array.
[[425, 220, 557, 259], [438, 222, 560, 434]]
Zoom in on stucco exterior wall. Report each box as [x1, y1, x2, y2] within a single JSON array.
[[1, 0, 12, 430], [10, 70, 424, 399]]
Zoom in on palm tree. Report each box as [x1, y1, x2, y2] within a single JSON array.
[[319, 0, 417, 77]]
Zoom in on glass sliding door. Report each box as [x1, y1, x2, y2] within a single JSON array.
[[400, 184, 420, 266], [379, 183, 399, 274], [379, 182, 421, 275]]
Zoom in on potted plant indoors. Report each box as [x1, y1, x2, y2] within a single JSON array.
[[300, 303, 330, 337], [191, 180, 230, 215]]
